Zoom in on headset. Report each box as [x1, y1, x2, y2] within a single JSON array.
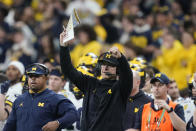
[[95, 52, 120, 77]]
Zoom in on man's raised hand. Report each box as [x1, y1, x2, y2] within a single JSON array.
[[59, 29, 74, 47], [108, 47, 121, 58]]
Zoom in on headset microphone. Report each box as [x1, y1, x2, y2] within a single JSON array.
[[105, 72, 115, 76]]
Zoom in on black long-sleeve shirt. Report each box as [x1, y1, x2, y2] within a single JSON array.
[[60, 46, 133, 131]]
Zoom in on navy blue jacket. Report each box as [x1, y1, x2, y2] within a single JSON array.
[[60, 46, 133, 131], [3, 89, 77, 131], [123, 90, 152, 130]]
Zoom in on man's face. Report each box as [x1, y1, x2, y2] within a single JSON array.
[[131, 71, 140, 96], [101, 62, 117, 80], [48, 75, 64, 92], [78, 31, 89, 45], [28, 74, 47, 92], [168, 82, 179, 100], [6, 65, 21, 82], [163, 34, 174, 49], [151, 81, 167, 99], [135, 18, 145, 26]]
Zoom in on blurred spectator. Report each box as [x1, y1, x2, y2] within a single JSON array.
[[0, 27, 12, 65], [94, 9, 108, 43], [3, 28, 34, 67], [168, 80, 195, 123], [119, 16, 134, 44], [42, 58, 59, 72], [186, 72, 196, 131], [0, 61, 24, 128], [171, 1, 184, 27], [175, 32, 196, 90], [0, 4, 10, 32], [71, 24, 102, 67], [128, 12, 156, 61], [100, 13, 120, 44], [152, 31, 184, 89], [37, 33, 56, 61]]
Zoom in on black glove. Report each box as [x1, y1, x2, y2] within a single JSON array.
[[0, 81, 10, 94]]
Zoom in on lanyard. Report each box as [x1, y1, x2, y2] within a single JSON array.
[[147, 109, 166, 129]]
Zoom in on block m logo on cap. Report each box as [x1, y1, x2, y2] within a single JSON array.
[[32, 67, 37, 71], [38, 102, 44, 107], [155, 73, 161, 78], [106, 54, 111, 58]]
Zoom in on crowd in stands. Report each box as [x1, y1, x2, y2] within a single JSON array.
[[0, 0, 196, 131]]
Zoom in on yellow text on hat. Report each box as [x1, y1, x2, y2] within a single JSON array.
[[106, 54, 111, 58], [134, 107, 139, 112], [107, 89, 112, 94], [155, 73, 161, 78], [38, 102, 44, 107], [32, 67, 37, 71]]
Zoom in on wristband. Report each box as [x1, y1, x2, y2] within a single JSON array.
[[167, 107, 173, 113]]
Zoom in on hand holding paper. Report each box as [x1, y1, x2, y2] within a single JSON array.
[[61, 9, 80, 46]]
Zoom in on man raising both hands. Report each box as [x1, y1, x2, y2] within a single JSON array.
[[59, 29, 133, 131]]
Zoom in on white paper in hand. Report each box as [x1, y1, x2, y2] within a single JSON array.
[[63, 9, 80, 44], [63, 15, 74, 43], [72, 9, 80, 28]]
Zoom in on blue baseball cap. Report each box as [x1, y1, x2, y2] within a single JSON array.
[[150, 73, 170, 84], [26, 63, 49, 76], [49, 69, 64, 79]]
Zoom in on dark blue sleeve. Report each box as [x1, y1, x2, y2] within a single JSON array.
[[186, 117, 196, 131], [133, 105, 144, 129], [56, 96, 78, 129], [3, 101, 17, 131], [174, 104, 185, 122], [76, 107, 82, 130]]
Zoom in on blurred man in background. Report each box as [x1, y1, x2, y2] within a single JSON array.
[[0, 61, 24, 121], [168, 79, 195, 123], [123, 70, 152, 131], [187, 72, 196, 131]]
